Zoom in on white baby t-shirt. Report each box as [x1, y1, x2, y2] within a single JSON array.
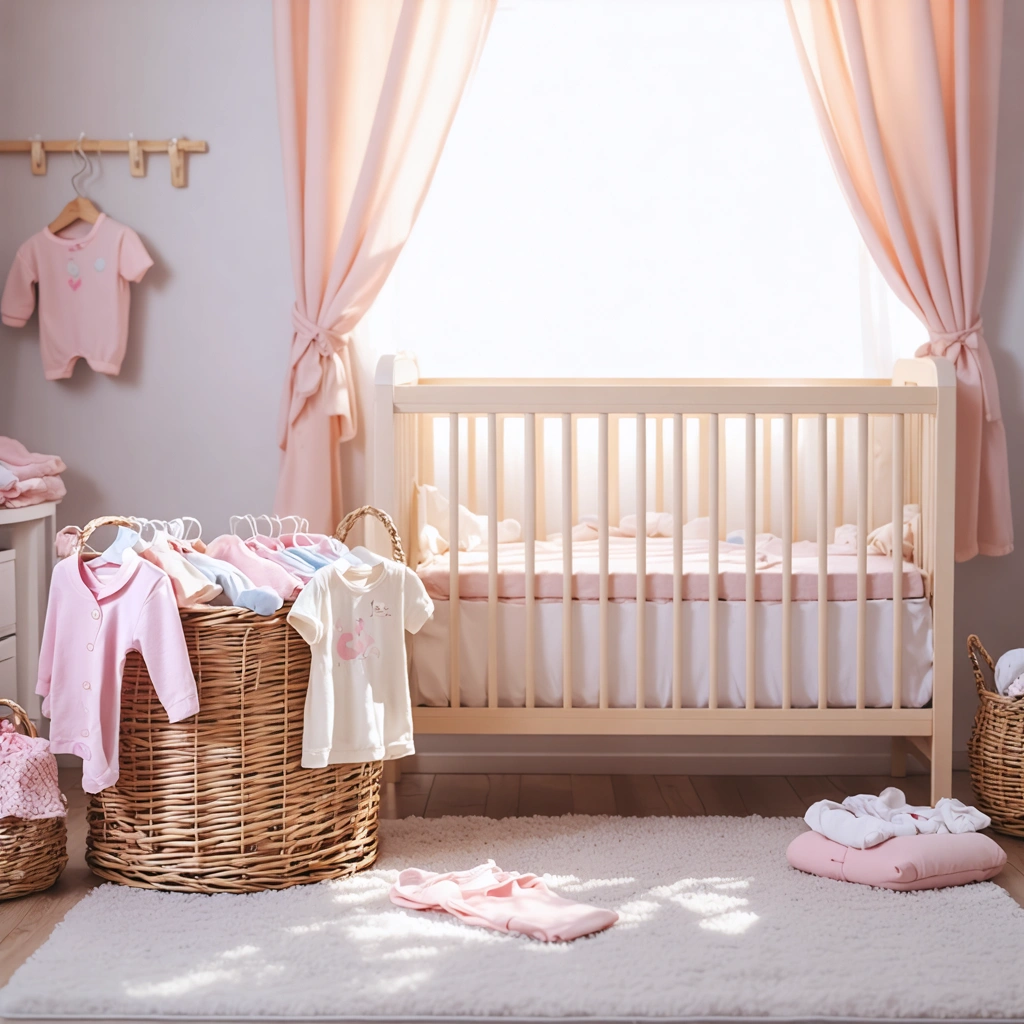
[[287, 559, 433, 767]]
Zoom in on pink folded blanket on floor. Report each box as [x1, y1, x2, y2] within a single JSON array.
[[0, 437, 65, 480], [389, 860, 618, 941]]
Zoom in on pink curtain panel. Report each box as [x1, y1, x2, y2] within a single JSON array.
[[787, 0, 1011, 561], [272, 0, 496, 533]]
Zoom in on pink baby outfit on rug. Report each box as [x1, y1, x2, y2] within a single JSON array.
[[1, 214, 152, 379], [390, 861, 618, 941], [37, 548, 198, 793]]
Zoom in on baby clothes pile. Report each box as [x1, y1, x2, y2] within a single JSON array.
[[0, 436, 65, 508], [788, 787, 1006, 891], [992, 648, 1024, 698]]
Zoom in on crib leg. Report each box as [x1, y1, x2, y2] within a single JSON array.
[[383, 760, 402, 784], [890, 738, 908, 779]]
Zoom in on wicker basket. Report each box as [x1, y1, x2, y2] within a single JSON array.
[[0, 700, 68, 900], [967, 634, 1024, 838], [81, 512, 407, 893]]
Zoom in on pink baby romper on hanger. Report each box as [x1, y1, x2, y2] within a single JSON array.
[[1, 214, 152, 379]]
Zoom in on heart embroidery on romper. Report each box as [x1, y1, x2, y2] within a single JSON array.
[[68, 278, 82, 291]]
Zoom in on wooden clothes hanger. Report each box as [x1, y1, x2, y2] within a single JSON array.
[[48, 134, 100, 233]]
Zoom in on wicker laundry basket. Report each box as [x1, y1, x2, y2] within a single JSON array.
[[0, 700, 68, 900], [967, 634, 1024, 838], [81, 513, 403, 893]]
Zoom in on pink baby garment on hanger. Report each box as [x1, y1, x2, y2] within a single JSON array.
[[390, 861, 618, 942], [1, 214, 152, 379], [205, 534, 303, 600], [37, 547, 198, 793]]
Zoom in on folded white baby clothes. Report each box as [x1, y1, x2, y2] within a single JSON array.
[[994, 648, 1024, 696], [804, 787, 990, 849]]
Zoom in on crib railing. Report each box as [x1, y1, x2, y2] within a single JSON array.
[[373, 355, 957, 800]]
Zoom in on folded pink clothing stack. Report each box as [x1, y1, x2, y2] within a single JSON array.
[[390, 860, 618, 941], [0, 437, 65, 508]]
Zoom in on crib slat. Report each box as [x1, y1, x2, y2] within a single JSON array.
[[656, 416, 665, 514], [609, 415, 620, 528], [817, 413, 828, 710], [449, 413, 461, 710], [467, 415, 477, 511], [744, 414, 756, 709], [782, 414, 793, 709], [599, 413, 610, 710], [708, 413, 719, 710], [762, 415, 772, 534], [487, 413, 498, 710], [496, 414, 505, 521], [571, 414, 579, 527], [636, 412, 647, 710], [792, 417, 800, 541], [892, 413, 904, 710], [562, 413, 573, 709], [524, 413, 537, 709], [857, 413, 868, 710], [535, 416, 547, 543], [672, 413, 683, 710], [835, 415, 845, 528], [718, 414, 727, 541], [698, 416, 709, 517]]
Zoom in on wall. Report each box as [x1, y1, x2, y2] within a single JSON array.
[[1, 0, 1023, 770], [0, 0, 292, 535]]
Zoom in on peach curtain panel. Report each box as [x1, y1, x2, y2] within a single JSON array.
[[787, 0, 1011, 561], [273, 0, 495, 532]]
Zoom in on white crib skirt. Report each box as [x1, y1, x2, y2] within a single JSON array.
[[410, 598, 933, 710]]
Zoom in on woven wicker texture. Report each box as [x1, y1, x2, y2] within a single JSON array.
[[967, 634, 1024, 838], [336, 505, 406, 565], [0, 700, 68, 900], [86, 604, 382, 892]]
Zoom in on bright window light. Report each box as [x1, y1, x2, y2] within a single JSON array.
[[374, 0, 925, 379]]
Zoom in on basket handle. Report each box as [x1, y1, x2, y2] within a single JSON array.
[[335, 505, 406, 566], [75, 516, 140, 555], [0, 700, 37, 738], [967, 634, 997, 697]]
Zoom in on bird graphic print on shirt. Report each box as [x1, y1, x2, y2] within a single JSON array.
[[336, 618, 380, 661]]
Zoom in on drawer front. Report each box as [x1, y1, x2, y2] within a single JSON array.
[[0, 634, 15, 702], [0, 558, 13, 638]]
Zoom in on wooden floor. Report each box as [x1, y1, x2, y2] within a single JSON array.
[[1, 770, 1021, 988]]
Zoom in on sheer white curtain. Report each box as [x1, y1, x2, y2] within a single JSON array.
[[367, 0, 924, 380]]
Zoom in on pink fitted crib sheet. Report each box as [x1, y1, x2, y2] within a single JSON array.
[[416, 536, 925, 603]]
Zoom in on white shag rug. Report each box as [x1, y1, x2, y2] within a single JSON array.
[[3, 814, 1024, 1021]]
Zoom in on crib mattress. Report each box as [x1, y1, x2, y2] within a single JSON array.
[[410, 596, 933, 710], [416, 536, 926, 602]]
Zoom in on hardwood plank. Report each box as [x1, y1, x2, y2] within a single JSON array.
[[691, 775, 746, 816], [656, 775, 705, 816], [380, 773, 434, 819], [518, 774, 573, 816], [735, 776, 804, 817], [828, 774, 929, 803], [611, 775, 670, 817], [787, 775, 844, 805], [423, 774, 488, 818], [485, 775, 521, 819], [992, 859, 1024, 910], [571, 774, 616, 815]]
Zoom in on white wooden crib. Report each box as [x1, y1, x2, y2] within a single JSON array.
[[372, 353, 956, 801]]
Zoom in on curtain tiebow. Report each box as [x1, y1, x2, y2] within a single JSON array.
[[284, 305, 354, 439], [915, 319, 999, 422]]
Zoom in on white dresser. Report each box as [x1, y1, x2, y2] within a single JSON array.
[[0, 502, 57, 723]]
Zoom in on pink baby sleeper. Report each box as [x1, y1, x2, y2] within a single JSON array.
[[1, 214, 153, 379], [37, 547, 198, 793]]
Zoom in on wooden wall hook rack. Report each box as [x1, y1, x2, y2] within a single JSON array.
[[0, 137, 208, 188]]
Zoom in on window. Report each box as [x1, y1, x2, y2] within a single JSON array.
[[369, 0, 924, 380]]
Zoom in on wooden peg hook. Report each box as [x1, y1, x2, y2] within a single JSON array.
[[30, 140, 45, 175], [168, 138, 185, 188], [128, 138, 145, 177]]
